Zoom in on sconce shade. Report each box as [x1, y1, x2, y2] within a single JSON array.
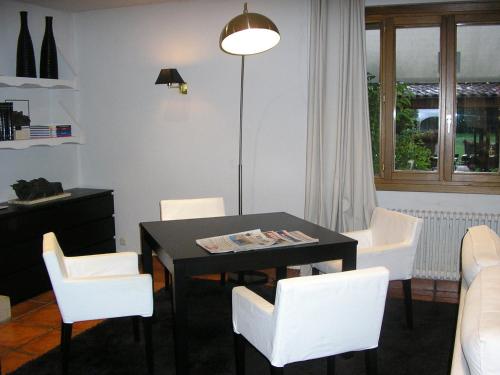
[[155, 68, 185, 85], [220, 3, 280, 56]]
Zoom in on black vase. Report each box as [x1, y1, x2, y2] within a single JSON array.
[[40, 16, 58, 79], [16, 11, 36, 78]]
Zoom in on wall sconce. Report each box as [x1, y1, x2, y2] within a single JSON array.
[[155, 68, 188, 94]]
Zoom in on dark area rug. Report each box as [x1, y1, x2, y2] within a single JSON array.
[[12, 279, 458, 375]]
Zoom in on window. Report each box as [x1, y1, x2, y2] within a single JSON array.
[[366, 2, 500, 193]]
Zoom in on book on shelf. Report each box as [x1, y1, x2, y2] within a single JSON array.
[[56, 125, 71, 137], [196, 229, 319, 254], [30, 125, 51, 138], [0, 102, 14, 141], [28, 124, 72, 139]]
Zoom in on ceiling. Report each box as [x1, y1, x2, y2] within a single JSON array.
[[17, 0, 182, 12]]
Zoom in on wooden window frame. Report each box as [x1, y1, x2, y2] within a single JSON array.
[[367, 1, 500, 194]]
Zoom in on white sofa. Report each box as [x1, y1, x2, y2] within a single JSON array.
[[451, 225, 500, 375]]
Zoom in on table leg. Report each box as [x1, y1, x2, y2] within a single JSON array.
[[274, 267, 287, 296], [140, 227, 157, 323], [140, 226, 154, 279], [342, 244, 357, 271], [172, 264, 189, 375]]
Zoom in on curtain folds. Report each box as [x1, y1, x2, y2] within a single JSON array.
[[304, 0, 377, 233]]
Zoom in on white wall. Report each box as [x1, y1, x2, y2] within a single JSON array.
[[0, 0, 80, 201], [76, 0, 309, 250]]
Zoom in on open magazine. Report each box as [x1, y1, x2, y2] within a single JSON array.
[[196, 229, 319, 254]]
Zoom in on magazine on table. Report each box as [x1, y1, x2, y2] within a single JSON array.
[[196, 229, 319, 254]]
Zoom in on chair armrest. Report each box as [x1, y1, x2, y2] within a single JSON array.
[[57, 273, 153, 323], [233, 286, 275, 356], [342, 230, 372, 248], [65, 252, 139, 278], [357, 241, 412, 255], [357, 241, 416, 281]]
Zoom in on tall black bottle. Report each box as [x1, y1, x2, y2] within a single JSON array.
[[16, 11, 36, 78], [40, 16, 58, 79]]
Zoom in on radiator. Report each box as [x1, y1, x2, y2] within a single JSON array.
[[392, 209, 500, 281]]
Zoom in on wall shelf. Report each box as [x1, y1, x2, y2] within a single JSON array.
[[0, 136, 85, 150], [0, 76, 77, 90]]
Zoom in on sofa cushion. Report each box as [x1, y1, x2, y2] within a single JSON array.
[[461, 266, 500, 375], [462, 225, 500, 287]]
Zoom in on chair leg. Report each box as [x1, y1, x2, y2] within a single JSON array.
[[143, 316, 154, 375], [270, 365, 284, 375], [164, 268, 171, 294], [60, 322, 72, 375], [132, 316, 140, 342], [327, 355, 336, 375], [220, 272, 226, 286], [402, 279, 414, 329], [234, 332, 245, 375], [365, 348, 378, 375]]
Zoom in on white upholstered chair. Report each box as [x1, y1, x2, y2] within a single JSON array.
[[42, 232, 154, 375], [312, 207, 423, 328], [159, 197, 226, 287], [159, 197, 225, 221], [233, 267, 389, 375]]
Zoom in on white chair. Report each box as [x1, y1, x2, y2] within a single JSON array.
[[312, 207, 423, 328], [159, 197, 225, 221], [160, 197, 226, 287], [42, 232, 154, 375], [233, 267, 389, 375]]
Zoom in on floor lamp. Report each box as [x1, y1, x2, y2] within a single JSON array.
[[220, 3, 280, 284], [219, 2, 280, 215]]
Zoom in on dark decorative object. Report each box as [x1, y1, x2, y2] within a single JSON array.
[[16, 11, 36, 78], [40, 16, 58, 79], [12, 109, 30, 128], [12, 178, 63, 201]]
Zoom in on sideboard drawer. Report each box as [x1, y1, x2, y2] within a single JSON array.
[[0, 194, 114, 245], [0, 188, 116, 304]]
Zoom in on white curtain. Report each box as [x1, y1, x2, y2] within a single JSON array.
[[305, 0, 377, 233]]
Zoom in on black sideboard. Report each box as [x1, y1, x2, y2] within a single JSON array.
[[0, 188, 116, 304]]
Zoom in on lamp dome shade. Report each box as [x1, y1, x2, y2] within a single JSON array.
[[220, 6, 280, 56]]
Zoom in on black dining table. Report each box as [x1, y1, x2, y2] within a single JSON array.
[[140, 212, 357, 375]]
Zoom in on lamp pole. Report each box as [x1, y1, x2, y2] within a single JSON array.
[[219, 2, 279, 216], [238, 55, 245, 215]]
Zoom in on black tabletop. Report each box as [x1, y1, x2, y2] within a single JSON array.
[[140, 212, 353, 262]]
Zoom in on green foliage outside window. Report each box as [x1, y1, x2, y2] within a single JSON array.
[[367, 73, 432, 172]]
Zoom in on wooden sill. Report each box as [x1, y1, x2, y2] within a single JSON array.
[[375, 179, 500, 195]]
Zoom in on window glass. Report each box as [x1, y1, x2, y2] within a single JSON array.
[[394, 27, 440, 171], [455, 24, 500, 174], [366, 27, 381, 175]]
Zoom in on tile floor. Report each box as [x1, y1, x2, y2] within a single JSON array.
[[0, 258, 458, 374]]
